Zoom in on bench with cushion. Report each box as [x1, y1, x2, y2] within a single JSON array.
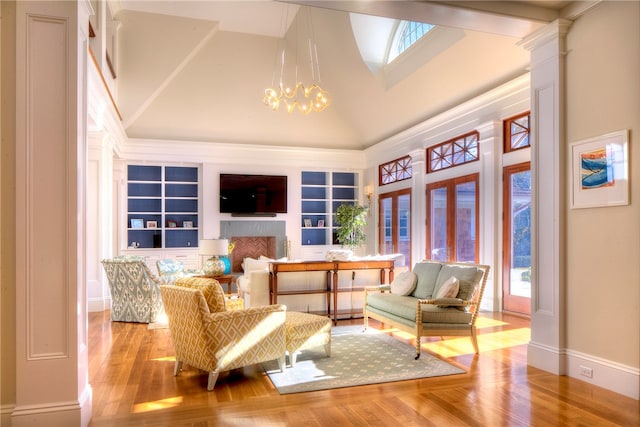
[[364, 260, 490, 359], [284, 311, 332, 366]]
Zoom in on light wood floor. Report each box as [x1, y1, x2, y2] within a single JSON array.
[[88, 311, 639, 426]]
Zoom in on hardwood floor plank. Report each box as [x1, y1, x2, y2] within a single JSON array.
[[87, 311, 639, 426]]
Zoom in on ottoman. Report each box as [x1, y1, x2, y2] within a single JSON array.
[[285, 311, 332, 366]]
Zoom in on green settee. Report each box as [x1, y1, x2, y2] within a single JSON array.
[[364, 260, 490, 359]]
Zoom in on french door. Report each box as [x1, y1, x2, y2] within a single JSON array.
[[502, 162, 531, 315], [378, 189, 411, 267], [426, 174, 479, 263]]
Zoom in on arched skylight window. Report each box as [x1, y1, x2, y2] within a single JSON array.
[[388, 21, 435, 63]]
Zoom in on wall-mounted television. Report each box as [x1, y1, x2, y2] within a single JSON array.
[[220, 174, 287, 215]]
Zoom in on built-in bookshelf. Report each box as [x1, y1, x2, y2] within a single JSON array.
[[127, 165, 199, 249], [301, 171, 357, 246]]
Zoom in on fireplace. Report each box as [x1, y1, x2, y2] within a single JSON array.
[[220, 220, 287, 273]]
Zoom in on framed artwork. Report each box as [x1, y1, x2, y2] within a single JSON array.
[[130, 218, 144, 229], [571, 129, 629, 209], [183, 221, 193, 228], [167, 220, 178, 228], [304, 218, 312, 227], [146, 220, 158, 229], [317, 219, 325, 227]]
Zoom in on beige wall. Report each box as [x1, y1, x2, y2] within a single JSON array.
[[566, 1, 640, 368]]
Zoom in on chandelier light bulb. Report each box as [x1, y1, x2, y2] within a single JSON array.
[[262, 6, 329, 114]]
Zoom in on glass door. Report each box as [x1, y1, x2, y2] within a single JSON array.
[[378, 189, 411, 267], [503, 162, 531, 315], [426, 174, 479, 263]]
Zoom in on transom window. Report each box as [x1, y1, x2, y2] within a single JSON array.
[[427, 131, 479, 173], [379, 155, 412, 185], [504, 112, 531, 153], [388, 21, 435, 63]]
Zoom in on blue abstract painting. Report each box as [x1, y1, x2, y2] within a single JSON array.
[[580, 147, 614, 189]]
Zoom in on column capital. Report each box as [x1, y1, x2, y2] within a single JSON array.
[[408, 148, 425, 163], [518, 18, 572, 52]]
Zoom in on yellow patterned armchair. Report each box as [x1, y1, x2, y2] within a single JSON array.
[[101, 256, 163, 323], [160, 277, 286, 390]]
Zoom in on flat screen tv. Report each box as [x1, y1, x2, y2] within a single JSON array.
[[219, 174, 287, 215]]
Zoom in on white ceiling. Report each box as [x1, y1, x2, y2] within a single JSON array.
[[109, 1, 573, 150]]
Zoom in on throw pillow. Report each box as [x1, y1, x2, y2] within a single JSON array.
[[242, 257, 269, 275], [390, 271, 418, 296], [411, 262, 443, 298], [435, 276, 459, 299]]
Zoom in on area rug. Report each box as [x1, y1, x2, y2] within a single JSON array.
[[263, 325, 465, 394]]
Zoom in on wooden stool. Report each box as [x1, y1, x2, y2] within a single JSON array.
[[285, 311, 332, 367]]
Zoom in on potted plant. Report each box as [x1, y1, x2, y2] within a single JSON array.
[[335, 203, 367, 249]]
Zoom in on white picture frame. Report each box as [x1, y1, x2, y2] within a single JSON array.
[[570, 129, 629, 209], [146, 220, 158, 229], [130, 218, 144, 229], [304, 218, 312, 227], [183, 221, 193, 228]]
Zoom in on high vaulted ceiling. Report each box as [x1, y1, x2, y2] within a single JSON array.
[[109, 1, 576, 150]]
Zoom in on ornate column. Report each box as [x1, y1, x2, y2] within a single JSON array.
[[12, 1, 93, 425], [520, 19, 572, 374]]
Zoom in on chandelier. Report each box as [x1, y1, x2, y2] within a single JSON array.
[[263, 6, 330, 114]]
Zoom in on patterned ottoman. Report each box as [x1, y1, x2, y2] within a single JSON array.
[[285, 311, 332, 366]]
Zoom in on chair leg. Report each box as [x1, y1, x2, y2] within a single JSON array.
[[174, 360, 183, 376], [415, 336, 421, 360], [324, 341, 331, 357], [277, 355, 286, 372], [290, 351, 297, 367], [207, 371, 219, 391]]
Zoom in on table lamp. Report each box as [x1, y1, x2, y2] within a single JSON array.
[[199, 239, 229, 276]]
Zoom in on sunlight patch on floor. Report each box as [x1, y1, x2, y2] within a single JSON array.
[[475, 316, 509, 329], [133, 396, 184, 413], [373, 326, 531, 357], [152, 356, 176, 362], [422, 328, 531, 357]]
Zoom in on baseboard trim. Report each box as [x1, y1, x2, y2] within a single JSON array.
[[1, 404, 16, 427], [529, 340, 639, 400], [565, 349, 639, 400], [10, 385, 92, 426], [88, 296, 110, 313]]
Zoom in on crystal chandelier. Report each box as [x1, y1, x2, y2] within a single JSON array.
[[263, 6, 329, 114]]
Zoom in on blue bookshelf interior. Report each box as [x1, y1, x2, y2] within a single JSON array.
[[127, 165, 199, 249]]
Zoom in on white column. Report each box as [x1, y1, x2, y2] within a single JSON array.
[[408, 148, 425, 266], [87, 132, 114, 312], [477, 120, 501, 312], [13, 1, 93, 425], [520, 19, 572, 375]]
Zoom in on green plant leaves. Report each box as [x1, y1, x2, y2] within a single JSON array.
[[335, 203, 367, 249]]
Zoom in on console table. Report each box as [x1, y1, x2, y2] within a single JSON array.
[[268, 261, 334, 318], [268, 259, 395, 324]]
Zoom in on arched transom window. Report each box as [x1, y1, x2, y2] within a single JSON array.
[[388, 21, 435, 63]]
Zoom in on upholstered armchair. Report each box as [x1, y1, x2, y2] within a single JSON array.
[[160, 277, 286, 390], [101, 256, 164, 323], [156, 258, 202, 285]]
